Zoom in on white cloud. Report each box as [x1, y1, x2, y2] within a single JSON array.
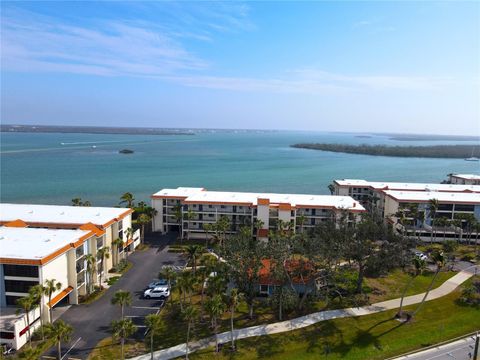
[[1, 7, 450, 94]]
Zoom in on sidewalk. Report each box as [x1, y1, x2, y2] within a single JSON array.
[[130, 265, 479, 360]]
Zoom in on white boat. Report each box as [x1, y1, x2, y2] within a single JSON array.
[[465, 148, 479, 161]]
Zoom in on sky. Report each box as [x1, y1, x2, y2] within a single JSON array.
[[1, 1, 479, 135]]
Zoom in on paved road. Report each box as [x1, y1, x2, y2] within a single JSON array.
[[42, 232, 184, 360], [393, 333, 479, 360]]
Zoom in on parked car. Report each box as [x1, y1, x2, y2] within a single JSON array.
[[413, 250, 428, 261], [144, 286, 170, 299], [147, 279, 168, 289]]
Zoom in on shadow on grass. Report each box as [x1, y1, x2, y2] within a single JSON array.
[[303, 321, 345, 354], [344, 318, 407, 355]]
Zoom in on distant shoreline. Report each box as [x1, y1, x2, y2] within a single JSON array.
[[291, 143, 480, 159], [1, 124, 195, 136]]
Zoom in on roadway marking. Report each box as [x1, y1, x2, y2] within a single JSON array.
[[132, 306, 160, 310], [61, 337, 82, 360]]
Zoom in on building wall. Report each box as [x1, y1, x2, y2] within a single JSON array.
[[0, 265, 5, 307]]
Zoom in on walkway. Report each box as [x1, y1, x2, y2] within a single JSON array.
[[130, 265, 479, 360]]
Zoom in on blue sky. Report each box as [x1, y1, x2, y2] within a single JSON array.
[[1, 1, 479, 134]]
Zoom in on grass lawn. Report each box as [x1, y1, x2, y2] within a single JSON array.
[[192, 285, 480, 360], [88, 337, 146, 360], [365, 269, 456, 303], [7, 338, 55, 360], [86, 273, 479, 360], [417, 244, 479, 263]]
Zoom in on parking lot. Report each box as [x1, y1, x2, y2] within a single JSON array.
[[41, 233, 185, 360]]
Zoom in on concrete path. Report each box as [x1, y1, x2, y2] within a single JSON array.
[[130, 265, 479, 360]]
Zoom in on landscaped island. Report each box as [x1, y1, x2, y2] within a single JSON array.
[[291, 143, 480, 158]]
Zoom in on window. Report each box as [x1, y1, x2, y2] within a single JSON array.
[[77, 271, 85, 287], [438, 204, 453, 211], [96, 236, 104, 249], [76, 259, 85, 273], [455, 204, 475, 212], [6, 296, 22, 306], [3, 264, 39, 278], [221, 205, 226, 209], [5, 280, 38, 293], [259, 285, 269, 294], [76, 246, 85, 259], [118, 222, 123, 239], [0, 331, 14, 339]]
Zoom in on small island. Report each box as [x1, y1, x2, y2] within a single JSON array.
[[119, 149, 134, 154], [291, 143, 480, 159]]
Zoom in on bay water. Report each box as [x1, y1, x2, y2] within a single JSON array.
[[1, 131, 478, 206]]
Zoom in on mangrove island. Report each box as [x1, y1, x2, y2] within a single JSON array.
[[291, 143, 480, 159]]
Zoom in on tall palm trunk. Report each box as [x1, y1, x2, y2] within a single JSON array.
[[412, 269, 440, 318], [185, 321, 191, 360], [25, 310, 32, 346], [396, 275, 416, 318], [57, 340, 62, 360], [121, 337, 125, 360], [230, 306, 235, 350], [49, 295, 53, 323], [150, 331, 154, 360]]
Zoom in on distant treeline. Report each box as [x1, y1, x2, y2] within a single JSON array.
[[1, 124, 195, 136], [291, 143, 480, 159]]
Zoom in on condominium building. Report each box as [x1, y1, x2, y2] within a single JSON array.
[[0, 203, 136, 271], [332, 179, 480, 241], [151, 187, 365, 240], [0, 225, 100, 349], [448, 174, 480, 185], [332, 179, 480, 211], [0, 203, 138, 349], [382, 190, 480, 241]]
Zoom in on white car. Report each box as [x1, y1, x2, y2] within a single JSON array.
[[413, 250, 428, 261], [144, 286, 170, 299]]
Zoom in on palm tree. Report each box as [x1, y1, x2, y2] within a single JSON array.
[[429, 198, 439, 243], [85, 254, 97, 294], [182, 305, 198, 360], [145, 313, 163, 360], [71, 198, 82, 206], [296, 215, 307, 234], [111, 290, 132, 320], [204, 294, 226, 353], [226, 288, 243, 350], [177, 271, 196, 311], [111, 319, 136, 360], [97, 246, 110, 288], [184, 245, 203, 275], [411, 251, 446, 319], [203, 223, 213, 247], [112, 237, 124, 265], [327, 183, 335, 195], [45, 320, 73, 360], [44, 279, 62, 323], [159, 267, 177, 289], [395, 256, 426, 319], [71, 198, 91, 206], [29, 284, 46, 340], [172, 204, 183, 236], [16, 295, 37, 346], [125, 227, 135, 254], [137, 213, 151, 244], [120, 192, 135, 208]]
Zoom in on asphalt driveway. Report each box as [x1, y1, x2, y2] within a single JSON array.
[[42, 232, 185, 360]]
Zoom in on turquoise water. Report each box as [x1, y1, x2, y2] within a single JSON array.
[[1, 131, 479, 206]]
